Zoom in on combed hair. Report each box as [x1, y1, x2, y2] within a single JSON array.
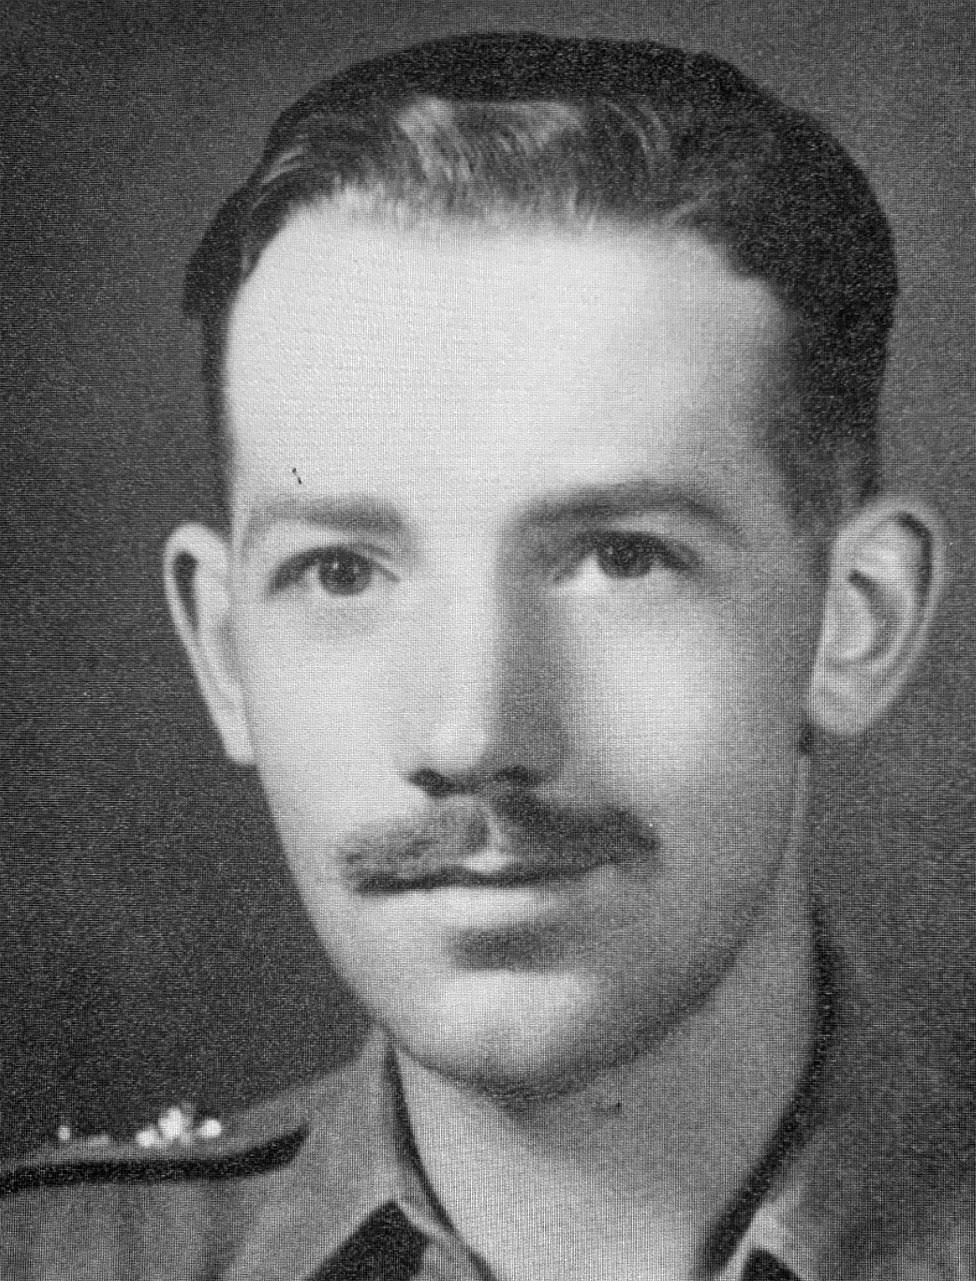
[[184, 32, 898, 534]]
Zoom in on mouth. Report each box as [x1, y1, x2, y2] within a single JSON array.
[[363, 852, 604, 894]]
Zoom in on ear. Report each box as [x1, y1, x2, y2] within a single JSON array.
[[163, 522, 255, 764], [806, 499, 944, 737]]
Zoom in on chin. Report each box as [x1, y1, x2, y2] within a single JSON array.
[[381, 974, 669, 1103]]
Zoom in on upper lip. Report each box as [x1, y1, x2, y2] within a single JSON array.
[[342, 792, 657, 895]]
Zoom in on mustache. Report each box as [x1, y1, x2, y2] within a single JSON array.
[[338, 790, 658, 893]]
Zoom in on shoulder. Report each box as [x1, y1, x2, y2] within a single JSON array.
[[0, 1080, 316, 1197], [0, 1059, 363, 1281]]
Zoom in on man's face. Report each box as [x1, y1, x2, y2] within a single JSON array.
[[218, 208, 823, 1096]]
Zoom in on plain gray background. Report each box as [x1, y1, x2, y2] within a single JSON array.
[[1, 0, 973, 1157]]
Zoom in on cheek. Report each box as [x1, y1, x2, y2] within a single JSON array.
[[231, 619, 394, 823], [566, 607, 805, 796]]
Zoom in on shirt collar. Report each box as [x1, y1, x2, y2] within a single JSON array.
[[708, 923, 840, 1281], [717, 923, 957, 1281], [227, 1024, 841, 1281], [229, 915, 880, 1281], [224, 1031, 466, 1281]]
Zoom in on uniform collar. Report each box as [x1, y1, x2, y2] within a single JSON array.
[[225, 1022, 840, 1281], [216, 910, 967, 1281], [230, 911, 971, 1281], [223, 1031, 457, 1281]]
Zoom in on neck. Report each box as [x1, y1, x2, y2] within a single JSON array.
[[397, 829, 816, 1280]]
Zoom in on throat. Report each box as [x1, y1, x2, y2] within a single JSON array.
[[396, 879, 817, 1281]]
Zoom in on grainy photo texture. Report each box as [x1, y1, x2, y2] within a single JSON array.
[[1, 4, 974, 1279]]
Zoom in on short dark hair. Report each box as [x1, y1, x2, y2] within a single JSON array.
[[184, 31, 897, 536]]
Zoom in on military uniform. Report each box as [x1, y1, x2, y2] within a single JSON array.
[[0, 1029, 972, 1280]]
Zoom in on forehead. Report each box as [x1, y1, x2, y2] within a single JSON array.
[[223, 208, 790, 529]]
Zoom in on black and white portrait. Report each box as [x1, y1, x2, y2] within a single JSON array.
[[2, 4, 973, 1277]]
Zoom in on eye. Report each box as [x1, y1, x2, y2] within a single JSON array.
[[270, 546, 379, 597], [314, 547, 374, 595], [586, 531, 689, 579]]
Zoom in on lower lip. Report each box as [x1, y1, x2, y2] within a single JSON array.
[[387, 862, 608, 922]]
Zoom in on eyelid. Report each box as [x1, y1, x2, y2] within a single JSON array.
[[265, 541, 396, 595], [556, 528, 698, 575]]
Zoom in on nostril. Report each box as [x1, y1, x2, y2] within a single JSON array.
[[409, 764, 545, 799], [489, 765, 544, 793], [409, 768, 462, 798]]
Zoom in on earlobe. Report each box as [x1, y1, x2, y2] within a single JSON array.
[[163, 523, 255, 765], [806, 499, 944, 737]]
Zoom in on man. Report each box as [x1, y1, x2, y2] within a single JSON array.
[[0, 30, 969, 1281]]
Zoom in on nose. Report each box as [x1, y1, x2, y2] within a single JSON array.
[[405, 573, 567, 798]]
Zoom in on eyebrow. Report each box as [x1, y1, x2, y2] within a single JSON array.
[[240, 494, 405, 556], [522, 479, 745, 543], [239, 477, 745, 557]]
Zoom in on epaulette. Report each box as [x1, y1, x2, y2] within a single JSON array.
[[0, 1081, 317, 1197]]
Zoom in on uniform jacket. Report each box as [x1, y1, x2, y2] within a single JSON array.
[[1, 1006, 973, 1279]]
